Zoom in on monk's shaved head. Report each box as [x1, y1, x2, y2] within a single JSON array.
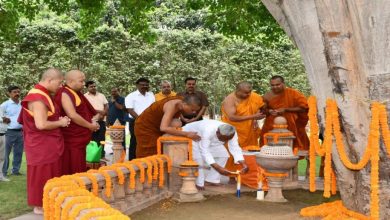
[[236, 81, 252, 91], [40, 68, 63, 82], [65, 70, 86, 91], [235, 81, 252, 99], [39, 68, 64, 93], [65, 70, 85, 81]]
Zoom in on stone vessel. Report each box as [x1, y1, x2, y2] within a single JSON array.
[[255, 143, 298, 202]]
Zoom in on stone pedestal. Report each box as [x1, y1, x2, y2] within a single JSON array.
[[174, 165, 204, 202], [162, 138, 189, 192], [109, 121, 125, 164], [264, 176, 288, 202]]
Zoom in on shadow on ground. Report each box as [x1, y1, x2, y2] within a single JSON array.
[[131, 189, 339, 220]]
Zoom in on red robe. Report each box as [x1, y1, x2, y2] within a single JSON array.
[[55, 86, 96, 175], [18, 84, 63, 207]]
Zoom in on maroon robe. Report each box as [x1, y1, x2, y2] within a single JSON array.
[[18, 84, 63, 207], [54, 86, 96, 175]]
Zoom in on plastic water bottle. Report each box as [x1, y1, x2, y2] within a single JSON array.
[[256, 182, 264, 200]]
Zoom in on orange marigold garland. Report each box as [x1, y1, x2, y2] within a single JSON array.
[[146, 156, 159, 180], [155, 156, 165, 187], [263, 171, 288, 177], [68, 198, 111, 219], [48, 185, 76, 220], [88, 169, 112, 198], [300, 200, 370, 220], [330, 167, 337, 195], [331, 100, 371, 170], [75, 173, 99, 196], [138, 159, 153, 185], [157, 154, 172, 173], [102, 165, 125, 185], [369, 102, 380, 220], [128, 160, 146, 183], [263, 132, 294, 145], [378, 104, 390, 155], [157, 136, 194, 160], [54, 189, 91, 220], [120, 162, 136, 189], [61, 196, 91, 220], [43, 179, 78, 220], [303, 97, 390, 220], [308, 96, 319, 192]]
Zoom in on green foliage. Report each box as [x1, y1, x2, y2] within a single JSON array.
[[0, 0, 310, 109]]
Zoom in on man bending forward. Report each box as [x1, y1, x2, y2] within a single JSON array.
[[183, 120, 248, 189]]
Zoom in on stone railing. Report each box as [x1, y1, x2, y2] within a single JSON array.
[[43, 155, 171, 219]]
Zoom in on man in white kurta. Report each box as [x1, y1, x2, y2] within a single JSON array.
[[183, 119, 248, 189]]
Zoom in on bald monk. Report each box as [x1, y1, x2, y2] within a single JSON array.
[[221, 81, 266, 188], [260, 75, 309, 151], [18, 68, 71, 214], [55, 70, 99, 174], [135, 96, 202, 158]]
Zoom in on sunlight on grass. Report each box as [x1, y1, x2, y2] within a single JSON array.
[[0, 153, 32, 220]]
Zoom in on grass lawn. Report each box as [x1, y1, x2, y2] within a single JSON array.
[[0, 153, 32, 220]]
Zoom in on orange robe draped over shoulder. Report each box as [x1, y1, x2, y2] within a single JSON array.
[[259, 87, 309, 151], [135, 96, 182, 158], [221, 92, 264, 189]]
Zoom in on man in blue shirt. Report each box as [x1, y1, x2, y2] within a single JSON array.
[[1, 85, 24, 176], [108, 88, 126, 150], [108, 87, 126, 126]]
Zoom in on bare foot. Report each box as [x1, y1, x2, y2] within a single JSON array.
[[196, 185, 205, 190], [33, 207, 43, 215], [205, 181, 222, 186]]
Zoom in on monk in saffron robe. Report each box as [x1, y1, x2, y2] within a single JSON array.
[[55, 70, 99, 174], [135, 96, 202, 158], [260, 75, 309, 151], [18, 68, 71, 214], [221, 81, 266, 189]]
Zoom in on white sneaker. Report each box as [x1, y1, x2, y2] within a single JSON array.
[[0, 176, 10, 182]]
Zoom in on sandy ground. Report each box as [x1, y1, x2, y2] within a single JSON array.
[[131, 189, 338, 220]]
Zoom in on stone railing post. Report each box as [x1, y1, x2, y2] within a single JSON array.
[[161, 136, 189, 192]]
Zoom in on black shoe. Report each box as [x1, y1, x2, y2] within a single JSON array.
[[11, 172, 23, 176]]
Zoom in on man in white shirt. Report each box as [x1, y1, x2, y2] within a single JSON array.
[[125, 78, 155, 160], [84, 80, 108, 158], [0, 105, 10, 181], [1, 85, 23, 176], [183, 120, 248, 189]]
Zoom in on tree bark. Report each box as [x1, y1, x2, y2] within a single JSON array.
[[261, 0, 390, 218]]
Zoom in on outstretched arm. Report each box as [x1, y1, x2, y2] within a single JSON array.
[[160, 101, 201, 141]]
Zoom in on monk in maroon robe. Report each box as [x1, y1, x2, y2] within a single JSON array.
[[54, 70, 98, 175], [18, 68, 70, 214]]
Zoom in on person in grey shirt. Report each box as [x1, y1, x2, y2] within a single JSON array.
[[0, 105, 10, 181]]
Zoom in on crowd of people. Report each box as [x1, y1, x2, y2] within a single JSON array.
[[0, 68, 310, 215]]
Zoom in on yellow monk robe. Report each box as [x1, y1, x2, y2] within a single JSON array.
[[221, 92, 265, 189], [154, 92, 177, 101], [259, 87, 310, 151]]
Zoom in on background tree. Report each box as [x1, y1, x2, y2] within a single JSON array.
[[0, 0, 309, 117], [261, 0, 390, 218]]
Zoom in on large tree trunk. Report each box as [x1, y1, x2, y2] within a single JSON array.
[[261, 0, 390, 218]]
